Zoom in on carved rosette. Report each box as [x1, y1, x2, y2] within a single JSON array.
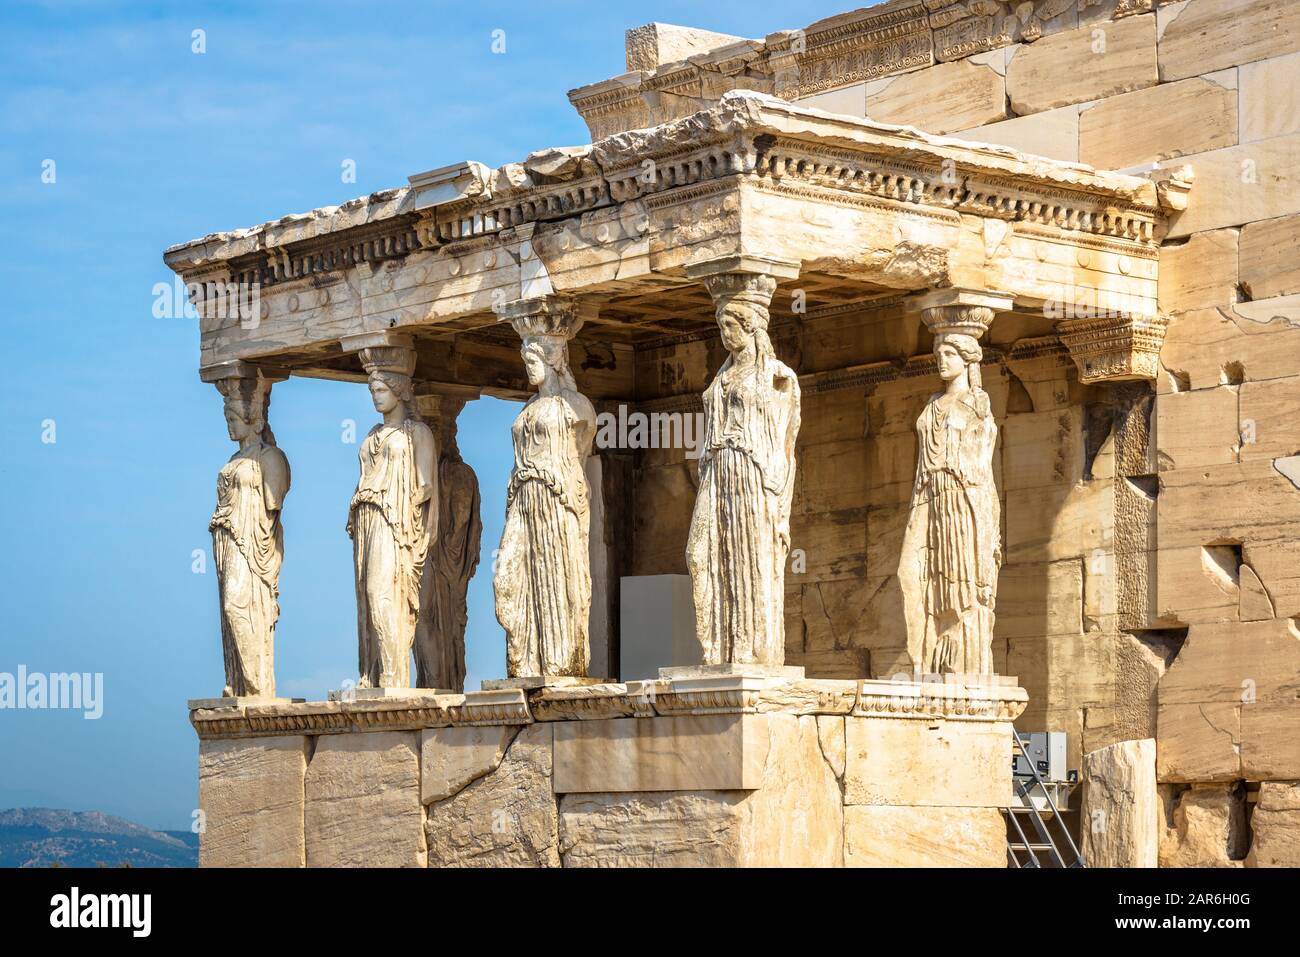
[[1057, 313, 1169, 384]]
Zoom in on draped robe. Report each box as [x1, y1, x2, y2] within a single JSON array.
[[900, 387, 1000, 674], [686, 354, 801, 666], [494, 390, 595, 677], [348, 419, 436, 688], [210, 440, 289, 697]]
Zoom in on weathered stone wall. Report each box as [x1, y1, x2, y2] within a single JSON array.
[[192, 677, 1024, 868], [783, 0, 1300, 867], [614, 0, 1300, 866]]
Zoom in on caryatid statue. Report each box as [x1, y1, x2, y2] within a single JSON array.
[[899, 303, 1002, 675], [346, 339, 438, 689], [492, 297, 597, 678], [686, 268, 801, 667], [207, 363, 290, 699], [413, 391, 482, 693]]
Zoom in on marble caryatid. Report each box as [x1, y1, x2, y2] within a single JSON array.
[[687, 271, 801, 667], [208, 366, 290, 698], [493, 297, 597, 679], [347, 344, 438, 689], [414, 394, 482, 692], [899, 306, 1001, 675]]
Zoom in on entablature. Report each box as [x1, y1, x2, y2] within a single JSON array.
[[165, 91, 1186, 391]]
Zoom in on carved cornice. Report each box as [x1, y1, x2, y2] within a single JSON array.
[[190, 676, 1024, 738], [189, 690, 532, 740], [854, 678, 1029, 721], [767, 3, 933, 97], [166, 94, 1167, 327], [1057, 312, 1169, 384]]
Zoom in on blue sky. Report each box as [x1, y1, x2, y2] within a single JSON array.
[[0, 0, 857, 830]]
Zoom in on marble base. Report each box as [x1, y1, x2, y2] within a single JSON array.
[[481, 676, 613, 691], [659, 664, 806, 681], [884, 672, 1021, 688], [326, 687, 456, 702], [188, 695, 304, 710], [191, 676, 1031, 867]]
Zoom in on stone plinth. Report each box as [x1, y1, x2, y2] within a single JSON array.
[[190, 676, 1028, 867]]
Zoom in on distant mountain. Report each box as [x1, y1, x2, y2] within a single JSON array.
[[0, 808, 198, 868]]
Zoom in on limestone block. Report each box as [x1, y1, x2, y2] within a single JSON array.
[[1159, 783, 1247, 867], [1079, 71, 1237, 170], [1006, 14, 1157, 115], [1158, 702, 1242, 782], [424, 722, 559, 867], [1242, 698, 1300, 781], [865, 54, 1008, 135], [624, 23, 747, 73], [1001, 406, 1085, 491], [1154, 544, 1241, 625], [792, 647, 872, 680], [1240, 51, 1300, 143], [1158, 619, 1300, 781], [955, 105, 1081, 163], [1157, 460, 1300, 551], [865, 431, 917, 506], [1238, 376, 1300, 462], [996, 560, 1085, 639], [1009, 633, 1121, 746], [799, 389, 866, 446], [1156, 0, 1300, 83], [1246, 780, 1300, 867], [559, 791, 748, 866], [1158, 305, 1300, 394], [1157, 228, 1239, 317], [1246, 538, 1300, 620], [630, 463, 694, 575], [1154, 386, 1240, 471], [859, 574, 910, 676], [553, 714, 766, 793], [1081, 739, 1158, 867], [1080, 631, 1174, 752], [799, 438, 869, 513], [1239, 213, 1300, 302], [843, 716, 1011, 808], [1159, 133, 1300, 237], [800, 577, 871, 652], [420, 725, 517, 804], [844, 806, 1006, 867], [868, 378, 931, 436], [816, 714, 846, 781], [797, 82, 866, 117], [558, 714, 842, 866], [1004, 481, 1109, 565], [305, 731, 424, 867], [788, 507, 867, 580], [198, 735, 307, 868]]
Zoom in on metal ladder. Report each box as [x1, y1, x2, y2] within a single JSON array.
[[1004, 729, 1086, 868]]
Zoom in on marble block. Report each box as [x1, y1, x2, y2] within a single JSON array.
[[189, 696, 303, 710]]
